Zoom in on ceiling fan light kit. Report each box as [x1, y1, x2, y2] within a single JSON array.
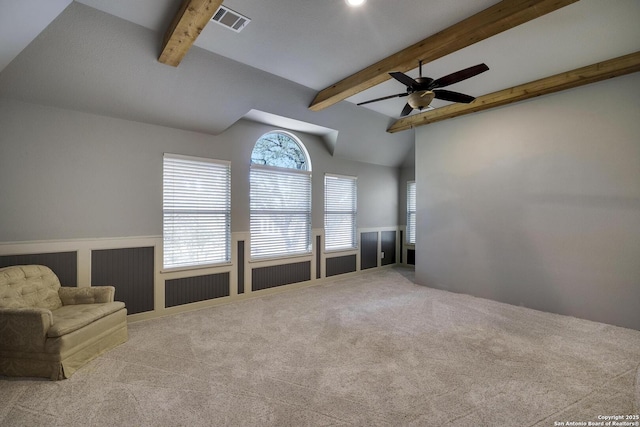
[[408, 91, 435, 110]]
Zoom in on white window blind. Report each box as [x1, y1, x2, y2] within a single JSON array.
[[407, 181, 416, 244], [250, 165, 311, 259], [163, 154, 231, 269], [324, 174, 357, 251]]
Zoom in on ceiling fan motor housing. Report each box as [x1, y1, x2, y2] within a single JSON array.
[[414, 77, 434, 89]]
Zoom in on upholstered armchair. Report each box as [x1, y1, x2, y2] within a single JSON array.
[[0, 265, 127, 380]]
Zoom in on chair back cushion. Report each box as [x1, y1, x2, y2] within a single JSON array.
[[0, 265, 63, 310]]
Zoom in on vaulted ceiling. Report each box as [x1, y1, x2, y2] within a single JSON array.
[[1, 0, 639, 167]]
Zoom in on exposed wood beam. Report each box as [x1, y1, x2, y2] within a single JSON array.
[[387, 51, 640, 133], [159, 0, 223, 67], [309, 0, 580, 112]]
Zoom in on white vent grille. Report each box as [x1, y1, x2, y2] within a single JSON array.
[[211, 5, 250, 32]]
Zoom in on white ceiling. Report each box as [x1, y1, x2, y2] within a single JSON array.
[[0, 0, 639, 166], [74, 0, 498, 90], [71, 0, 640, 118]]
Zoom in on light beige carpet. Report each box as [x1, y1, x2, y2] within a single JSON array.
[[1, 267, 639, 426]]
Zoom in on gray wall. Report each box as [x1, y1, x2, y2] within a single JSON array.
[[415, 73, 640, 330], [0, 99, 399, 242]]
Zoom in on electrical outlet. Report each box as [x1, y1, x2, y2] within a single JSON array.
[[381, 251, 385, 259]]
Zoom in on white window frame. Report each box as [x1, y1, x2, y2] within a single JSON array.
[[163, 153, 231, 270], [407, 181, 416, 245], [324, 173, 357, 252], [250, 132, 312, 260]]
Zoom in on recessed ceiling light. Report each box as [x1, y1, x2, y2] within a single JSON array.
[[346, 0, 366, 7]]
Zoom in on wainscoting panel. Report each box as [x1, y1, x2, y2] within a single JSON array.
[[91, 247, 154, 315], [407, 249, 415, 265], [165, 272, 230, 307], [326, 254, 357, 277], [237, 241, 245, 294], [316, 236, 321, 279], [252, 261, 311, 291], [0, 251, 78, 286], [360, 232, 378, 270], [381, 231, 396, 266]]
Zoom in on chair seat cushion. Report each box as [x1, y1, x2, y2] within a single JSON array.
[[48, 302, 125, 338]]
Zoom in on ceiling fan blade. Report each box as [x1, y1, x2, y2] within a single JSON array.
[[433, 89, 476, 103], [400, 103, 414, 117], [390, 72, 419, 89], [430, 63, 489, 89], [356, 92, 408, 106]]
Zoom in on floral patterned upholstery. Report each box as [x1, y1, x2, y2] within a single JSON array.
[[0, 265, 127, 380]]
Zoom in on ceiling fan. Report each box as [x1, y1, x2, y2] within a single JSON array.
[[357, 61, 489, 117]]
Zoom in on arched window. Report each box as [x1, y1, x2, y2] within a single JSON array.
[[251, 131, 309, 170], [250, 131, 312, 259]]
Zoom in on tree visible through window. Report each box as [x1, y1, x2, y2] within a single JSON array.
[[250, 132, 311, 259], [251, 132, 307, 170]]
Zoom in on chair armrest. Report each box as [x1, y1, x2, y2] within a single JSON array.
[[0, 307, 52, 351], [59, 286, 115, 305]]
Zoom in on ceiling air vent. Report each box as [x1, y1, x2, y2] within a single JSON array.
[[211, 5, 250, 33]]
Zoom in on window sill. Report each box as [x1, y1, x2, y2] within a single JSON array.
[[249, 252, 312, 264], [324, 247, 358, 255], [161, 261, 232, 274]]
